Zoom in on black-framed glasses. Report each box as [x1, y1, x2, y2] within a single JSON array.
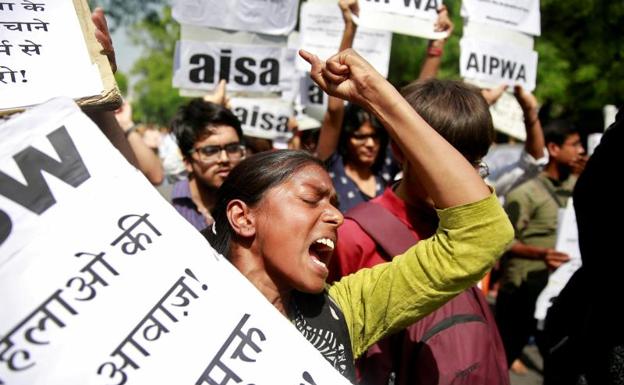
[[189, 142, 245, 164]]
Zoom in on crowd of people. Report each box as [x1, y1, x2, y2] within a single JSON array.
[[77, 1, 621, 384]]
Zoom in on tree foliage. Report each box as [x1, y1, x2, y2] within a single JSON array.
[[388, 0, 623, 131], [108, 0, 622, 131], [128, 6, 186, 127], [87, 0, 165, 31]]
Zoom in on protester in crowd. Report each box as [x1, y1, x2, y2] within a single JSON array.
[[202, 46, 513, 381], [170, 99, 246, 230], [541, 108, 623, 385], [315, 0, 396, 213], [113, 100, 164, 185], [325, 8, 508, 383], [495, 119, 586, 373], [483, 86, 549, 199], [329, 79, 509, 385]]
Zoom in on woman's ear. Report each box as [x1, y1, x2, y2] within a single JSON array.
[[226, 199, 256, 237]]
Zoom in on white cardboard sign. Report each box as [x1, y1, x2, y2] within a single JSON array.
[[172, 0, 300, 36], [355, 0, 446, 39], [0, 98, 352, 385], [297, 2, 392, 78], [230, 97, 294, 140], [534, 198, 582, 325], [460, 37, 538, 92], [0, 0, 102, 111], [173, 40, 296, 93], [461, 0, 541, 36]]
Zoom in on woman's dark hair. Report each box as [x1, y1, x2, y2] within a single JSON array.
[[338, 103, 389, 172], [171, 99, 243, 157], [202, 150, 325, 258], [401, 79, 494, 164]]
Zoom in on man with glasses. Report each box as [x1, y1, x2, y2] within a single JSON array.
[[170, 99, 245, 230]]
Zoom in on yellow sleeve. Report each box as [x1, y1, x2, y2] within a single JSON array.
[[327, 192, 513, 359]]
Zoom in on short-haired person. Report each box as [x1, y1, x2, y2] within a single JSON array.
[[329, 79, 509, 385], [171, 99, 245, 230], [495, 119, 585, 370], [203, 48, 513, 381]]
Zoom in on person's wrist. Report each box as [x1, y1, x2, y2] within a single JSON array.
[[427, 40, 444, 57], [123, 123, 138, 138]]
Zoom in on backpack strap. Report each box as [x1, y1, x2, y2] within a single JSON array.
[[345, 202, 418, 261]]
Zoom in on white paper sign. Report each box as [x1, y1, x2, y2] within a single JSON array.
[[359, 0, 439, 19], [489, 90, 527, 141], [297, 2, 392, 77], [460, 37, 538, 91], [0, 0, 103, 111], [230, 97, 294, 140], [534, 198, 582, 325], [355, 0, 446, 39], [461, 0, 541, 36], [173, 40, 296, 93], [0, 98, 352, 385], [299, 74, 328, 122], [172, 0, 299, 36]]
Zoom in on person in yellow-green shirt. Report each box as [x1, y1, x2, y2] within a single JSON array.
[[203, 48, 513, 382]]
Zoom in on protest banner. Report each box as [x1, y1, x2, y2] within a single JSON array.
[[297, 2, 391, 77], [354, 0, 446, 39], [461, 0, 541, 36], [0, 98, 353, 385], [172, 0, 299, 36], [173, 40, 296, 94], [460, 36, 538, 92], [535, 198, 582, 327], [230, 97, 294, 141], [299, 74, 327, 122], [488, 90, 527, 140], [0, 0, 119, 113]]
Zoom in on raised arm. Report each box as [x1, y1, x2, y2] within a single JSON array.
[[514, 85, 545, 160], [114, 101, 164, 185], [86, 8, 138, 167], [417, 5, 453, 81], [316, 0, 359, 161], [300, 48, 489, 208]]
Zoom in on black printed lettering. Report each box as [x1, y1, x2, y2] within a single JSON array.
[[0, 125, 90, 215]]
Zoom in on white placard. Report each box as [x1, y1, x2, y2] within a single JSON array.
[[355, 0, 446, 39], [0, 0, 103, 111], [173, 40, 296, 93], [534, 198, 582, 325], [489, 90, 527, 141], [461, 0, 541, 36], [0, 98, 352, 385], [299, 73, 328, 122], [230, 97, 294, 140], [460, 37, 538, 91], [172, 0, 300, 36], [297, 2, 392, 77], [359, 0, 439, 19]]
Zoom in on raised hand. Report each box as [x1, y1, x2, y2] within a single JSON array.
[[434, 4, 453, 36], [481, 84, 508, 106], [299, 48, 384, 109], [91, 7, 117, 73], [338, 0, 359, 23], [203, 79, 231, 109]]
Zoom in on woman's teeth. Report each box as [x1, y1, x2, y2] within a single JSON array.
[[315, 238, 335, 250]]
